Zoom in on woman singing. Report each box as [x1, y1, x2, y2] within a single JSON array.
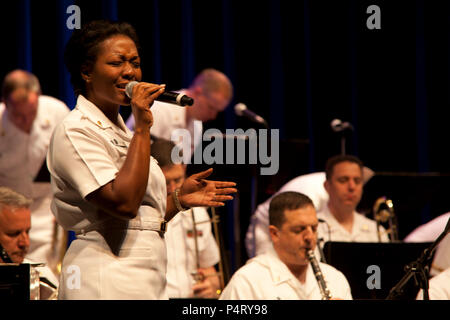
[[47, 20, 236, 299]]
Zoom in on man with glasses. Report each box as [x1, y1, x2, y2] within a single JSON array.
[[126, 68, 233, 163]]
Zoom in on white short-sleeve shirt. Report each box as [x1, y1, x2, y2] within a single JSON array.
[[47, 95, 166, 232], [219, 251, 352, 300], [165, 207, 220, 298], [47, 95, 168, 299], [0, 95, 69, 267], [317, 206, 390, 243]]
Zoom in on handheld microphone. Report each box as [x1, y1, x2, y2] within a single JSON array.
[[125, 81, 194, 106], [330, 119, 354, 132], [234, 103, 268, 127]]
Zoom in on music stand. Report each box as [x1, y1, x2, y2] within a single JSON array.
[[323, 241, 433, 299]]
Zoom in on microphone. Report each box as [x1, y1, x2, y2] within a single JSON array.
[[318, 218, 332, 243], [234, 103, 268, 127], [330, 119, 354, 132], [125, 81, 194, 106]]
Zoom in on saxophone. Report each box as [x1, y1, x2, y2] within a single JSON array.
[[306, 249, 332, 300]]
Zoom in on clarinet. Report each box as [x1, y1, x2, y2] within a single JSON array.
[[306, 249, 332, 300]]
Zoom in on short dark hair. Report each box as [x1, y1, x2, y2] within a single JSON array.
[[151, 139, 183, 168], [269, 192, 314, 228], [325, 154, 363, 180], [64, 20, 140, 97]]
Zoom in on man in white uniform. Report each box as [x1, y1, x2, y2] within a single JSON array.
[[245, 156, 380, 258], [404, 212, 450, 276], [151, 139, 221, 298], [416, 267, 450, 300], [0, 70, 69, 276], [220, 191, 352, 300], [317, 155, 388, 243], [126, 68, 233, 163], [0, 187, 59, 294]]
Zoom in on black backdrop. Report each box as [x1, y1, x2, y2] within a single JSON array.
[[2, 0, 450, 272]]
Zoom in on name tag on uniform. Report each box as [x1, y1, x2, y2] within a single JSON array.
[[110, 138, 127, 148], [187, 230, 203, 238]]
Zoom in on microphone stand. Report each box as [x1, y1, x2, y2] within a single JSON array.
[[386, 217, 450, 300], [340, 134, 346, 156]]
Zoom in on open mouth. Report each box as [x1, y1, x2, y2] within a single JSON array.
[[116, 83, 128, 90]]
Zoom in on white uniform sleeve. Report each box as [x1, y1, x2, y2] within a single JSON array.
[[50, 123, 119, 198], [245, 198, 272, 257], [196, 208, 220, 268], [323, 264, 353, 300], [219, 272, 259, 300], [432, 234, 450, 274]]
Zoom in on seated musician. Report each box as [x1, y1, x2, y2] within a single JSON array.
[[220, 191, 352, 300], [246, 155, 386, 259], [0, 186, 58, 298], [151, 139, 221, 298], [317, 155, 388, 243]]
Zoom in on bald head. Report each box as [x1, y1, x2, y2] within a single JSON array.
[[1, 70, 41, 134], [187, 69, 233, 122], [2, 70, 41, 101], [190, 68, 233, 102]]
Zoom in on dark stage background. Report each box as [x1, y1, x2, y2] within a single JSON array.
[[2, 0, 450, 277]]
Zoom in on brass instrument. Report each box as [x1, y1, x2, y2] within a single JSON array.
[[50, 219, 68, 276], [306, 249, 332, 300], [189, 207, 225, 297], [373, 196, 399, 242], [0, 263, 57, 300]]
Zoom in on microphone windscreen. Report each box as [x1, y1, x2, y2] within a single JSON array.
[[234, 103, 247, 116], [330, 119, 342, 130], [125, 81, 139, 98]]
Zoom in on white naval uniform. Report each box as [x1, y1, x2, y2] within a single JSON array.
[[219, 250, 352, 300], [317, 205, 389, 243], [47, 95, 168, 300], [0, 95, 69, 268], [165, 207, 220, 298], [431, 233, 450, 276], [245, 172, 329, 258], [404, 212, 450, 276], [416, 267, 450, 300], [126, 98, 202, 164]]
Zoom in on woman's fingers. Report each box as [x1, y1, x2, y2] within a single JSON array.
[[215, 187, 237, 195], [190, 168, 214, 180]]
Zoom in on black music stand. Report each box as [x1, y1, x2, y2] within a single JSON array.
[[0, 264, 35, 300], [323, 241, 433, 300], [386, 217, 450, 300]]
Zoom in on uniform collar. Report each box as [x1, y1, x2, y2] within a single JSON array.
[[320, 205, 371, 237], [254, 250, 312, 299], [255, 250, 303, 285], [75, 94, 130, 135]]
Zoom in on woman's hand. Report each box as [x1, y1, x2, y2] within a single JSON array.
[[179, 168, 237, 208], [130, 82, 165, 131]]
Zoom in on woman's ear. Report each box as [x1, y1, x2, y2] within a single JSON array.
[[80, 65, 91, 83]]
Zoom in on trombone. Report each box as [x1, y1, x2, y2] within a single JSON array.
[[189, 207, 226, 296], [373, 196, 399, 242]]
